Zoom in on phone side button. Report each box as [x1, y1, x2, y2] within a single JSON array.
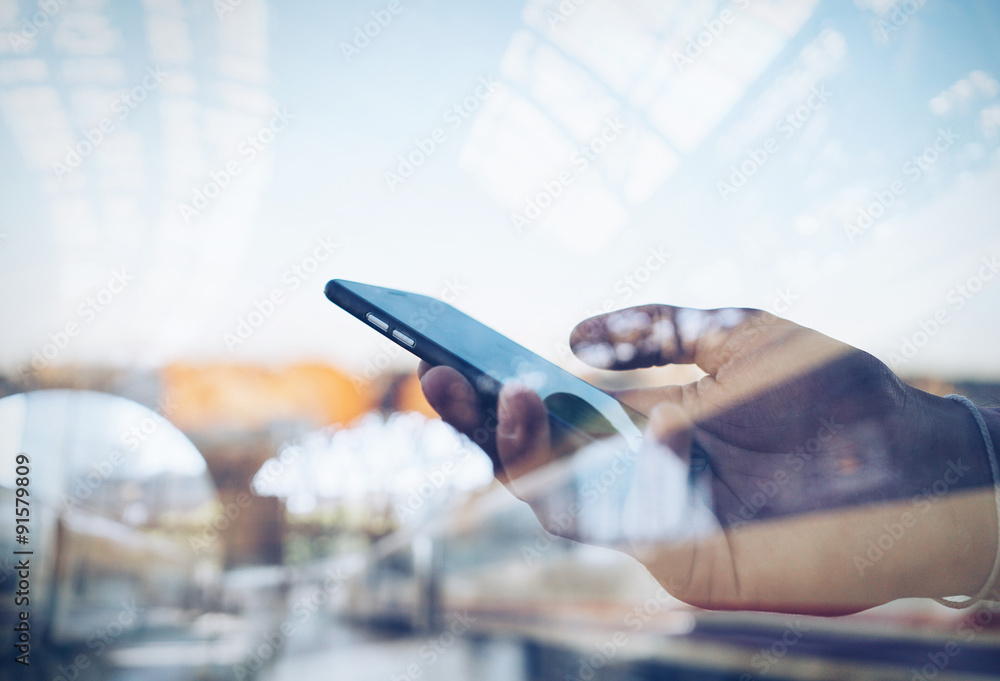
[[366, 313, 389, 332], [392, 329, 415, 347]]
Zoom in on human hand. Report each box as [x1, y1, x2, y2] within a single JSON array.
[[420, 305, 997, 614]]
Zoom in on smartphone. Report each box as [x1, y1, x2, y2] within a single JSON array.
[[325, 279, 705, 469]]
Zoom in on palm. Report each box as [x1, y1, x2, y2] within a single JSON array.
[[690, 350, 912, 525]]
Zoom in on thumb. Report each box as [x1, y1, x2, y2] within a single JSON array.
[[495, 383, 554, 486]]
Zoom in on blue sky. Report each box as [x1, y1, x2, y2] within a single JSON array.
[[1, 0, 999, 381]]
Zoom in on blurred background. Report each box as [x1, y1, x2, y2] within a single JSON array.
[[1, 0, 1000, 679]]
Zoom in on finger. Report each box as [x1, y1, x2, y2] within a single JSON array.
[[570, 304, 769, 375], [610, 383, 721, 434], [571, 305, 854, 416], [496, 383, 583, 539], [419, 365, 485, 434], [495, 383, 554, 486], [608, 384, 683, 416], [417, 360, 433, 379]]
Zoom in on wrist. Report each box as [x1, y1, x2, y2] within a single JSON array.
[[903, 391, 999, 601], [903, 388, 994, 492]]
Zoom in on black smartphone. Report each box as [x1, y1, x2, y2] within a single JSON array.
[[325, 279, 702, 469]]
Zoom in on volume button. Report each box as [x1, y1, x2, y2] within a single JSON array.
[[392, 329, 415, 347], [365, 313, 389, 332]]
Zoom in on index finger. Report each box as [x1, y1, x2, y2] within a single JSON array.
[[570, 304, 859, 418], [569, 305, 771, 376]]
